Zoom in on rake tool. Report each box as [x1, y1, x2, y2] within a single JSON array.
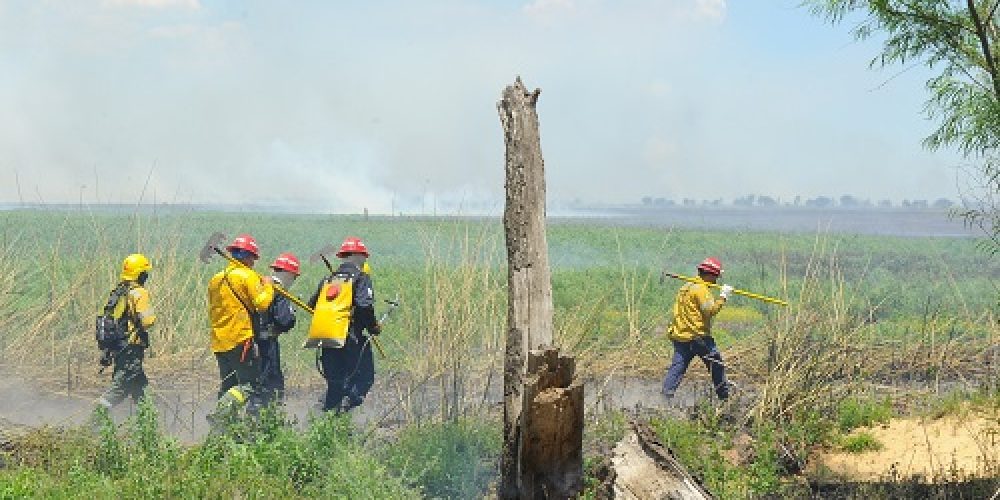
[[311, 244, 388, 359], [199, 232, 314, 314], [660, 271, 789, 307]]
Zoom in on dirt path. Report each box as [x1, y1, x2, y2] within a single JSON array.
[[0, 364, 711, 444]]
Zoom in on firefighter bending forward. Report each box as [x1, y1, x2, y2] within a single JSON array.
[[207, 234, 274, 423]]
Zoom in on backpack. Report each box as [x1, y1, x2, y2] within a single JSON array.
[[304, 269, 358, 349], [95, 283, 133, 351]]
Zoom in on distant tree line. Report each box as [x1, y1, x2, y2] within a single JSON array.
[[639, 194, 958, 209]]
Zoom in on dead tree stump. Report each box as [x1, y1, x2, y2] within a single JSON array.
[[498, 77, 583, 499]]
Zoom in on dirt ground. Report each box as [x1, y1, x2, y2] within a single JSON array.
[[0, 362, 709, 444], [815, 412, 1000, 482]]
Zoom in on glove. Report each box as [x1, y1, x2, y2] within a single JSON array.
[[371, 322, 382, 336], [719, 284, 733, 300]]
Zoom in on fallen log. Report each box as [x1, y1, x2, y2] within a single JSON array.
[[611, 419, 714, 499]]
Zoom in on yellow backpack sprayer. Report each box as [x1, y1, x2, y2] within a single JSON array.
[[308, 246, 387, 358], [201, 233, 391, 359]]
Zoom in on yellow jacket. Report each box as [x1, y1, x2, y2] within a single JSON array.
[[208, 263, 274, 353], [667, 277, 726, 342], [111, 284, 156, 346]]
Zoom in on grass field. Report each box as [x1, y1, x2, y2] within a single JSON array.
[[0, 208, 996, 498]]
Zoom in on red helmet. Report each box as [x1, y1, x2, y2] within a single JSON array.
[[270, 252, 301, 275], [697, 257, 723, 276], [226, 234, 260, 258], [335, 237, 369, 258]]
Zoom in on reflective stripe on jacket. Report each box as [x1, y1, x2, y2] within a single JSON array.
[[208, 263, 274, 353], [667, 277, 726, 342], [112, 284, 156, 346]]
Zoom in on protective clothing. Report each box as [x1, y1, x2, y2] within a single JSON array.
[[335, 237, 369, 258], [95, 267, 156, 413], [120, 254, 152, 281], [308, 261, 379, 412], [208, 342, 263, 428], [662, 336, 729, 400], [226, 234, 260, 258], [697, 257, 723, 276], [667, 276, 726, 342], [270, 253, 300, 275], [208, 262, 274, 353], [97, 345, 148, 408], [257, 289, 296, 405], [662, 269, 731, 401], [719, 284, 734, 300]]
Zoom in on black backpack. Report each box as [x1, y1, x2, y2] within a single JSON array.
[[95, 283, 133, 351]]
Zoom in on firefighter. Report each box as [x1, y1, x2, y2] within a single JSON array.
[[94, 253, 157, 412], [308, 237, 380, 413], [256, 252, 300, 406], [662, 257, 733, 401], [207, 234, 274, 423]]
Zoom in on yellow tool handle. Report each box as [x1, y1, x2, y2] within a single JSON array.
[[662, 271, 789, 307], [215, 248, 315, 314], [370, 335, 386, 359], [218, 247, 387, 358]]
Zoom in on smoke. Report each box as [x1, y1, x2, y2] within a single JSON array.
[[0, 0, 961, 210]]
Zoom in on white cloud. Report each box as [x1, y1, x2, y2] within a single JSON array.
[[693, 0, 726, 22], [102, 0, 200, 9]]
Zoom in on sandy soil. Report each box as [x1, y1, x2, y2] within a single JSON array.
[[816, 413, 1000, 481]]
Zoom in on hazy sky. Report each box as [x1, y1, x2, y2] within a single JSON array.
[[0, 0, 967, 212]]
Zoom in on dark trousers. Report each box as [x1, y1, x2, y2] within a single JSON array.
[[98, 344, 147, 408], [320, 333, 374, 412], [215, 341, 261, 403], [257, 337, 285, 404], [662, 336, 729, 400]]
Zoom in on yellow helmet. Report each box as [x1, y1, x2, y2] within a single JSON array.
[[121, 253, 152, 281]]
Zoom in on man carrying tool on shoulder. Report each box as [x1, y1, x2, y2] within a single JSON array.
[[207, 234, 274, 422], [662, 257, 733, 401], [308, 236, 380, 413], [93, 254, 156, 414], [256, 252, 300, 407]]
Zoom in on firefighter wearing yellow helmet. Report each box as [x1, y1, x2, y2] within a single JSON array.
[[93, 253, 157, 414]]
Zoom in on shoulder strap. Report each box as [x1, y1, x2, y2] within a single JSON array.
[[222, 268, 256, 318], [103, 282, 130, 315]]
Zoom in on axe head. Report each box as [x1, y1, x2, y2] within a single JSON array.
[[309, 244, 338, 264], [199, 232, 229, 263]]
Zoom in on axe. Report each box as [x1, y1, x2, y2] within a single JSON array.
[[199, 232, 315, 314]]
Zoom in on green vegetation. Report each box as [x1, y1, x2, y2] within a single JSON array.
[[837, 396, 893, 433], [839, 431, 883, 453], [0, 210, 996, 498], [380, 418, 501, 498], [0, 399, 507, 499]]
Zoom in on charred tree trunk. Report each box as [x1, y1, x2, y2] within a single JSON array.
[[498, 77, 582, 499]]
